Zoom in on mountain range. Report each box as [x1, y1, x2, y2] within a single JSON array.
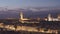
[[0, 7, 60, 19]]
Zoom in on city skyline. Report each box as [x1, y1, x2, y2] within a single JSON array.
[[0, 0, 60, 34]]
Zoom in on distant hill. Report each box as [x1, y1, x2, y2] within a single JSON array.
[[0, 7, 60, 19]]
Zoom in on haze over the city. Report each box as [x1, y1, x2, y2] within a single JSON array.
[[0, 0, 60, 19]]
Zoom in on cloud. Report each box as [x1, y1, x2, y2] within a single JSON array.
[[28, 7, 60, 12]]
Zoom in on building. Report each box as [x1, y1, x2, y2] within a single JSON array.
[[45, 14, 60, 21], [52, 18, 58, 21], [58, 14, 60, 21], [47, 14, 53, 21], [19, 12, 30, 23], [52, 14, 60, 21], [19, 12, 39, 23]]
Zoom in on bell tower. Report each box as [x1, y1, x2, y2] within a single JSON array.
[[20, 12, 23, 20], [48, 14, 52, 21]]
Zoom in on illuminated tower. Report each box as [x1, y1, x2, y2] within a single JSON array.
[[48, 14, 52, 21], [19, 12, 24, 23], [19, 12, 30, 23], [20, 12, 23, 20]]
